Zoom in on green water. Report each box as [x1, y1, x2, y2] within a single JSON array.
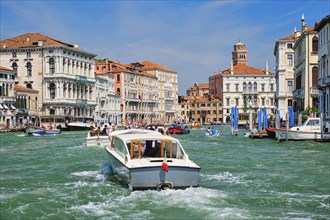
[[0, 126, 329, 219]]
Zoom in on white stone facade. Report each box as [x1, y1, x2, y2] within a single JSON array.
[[315, 15, 330, 131], [0, 67, 16, 129], [274, 34, 295, 119], [0, 33, 97, 118], [94, 74, 121, 126]]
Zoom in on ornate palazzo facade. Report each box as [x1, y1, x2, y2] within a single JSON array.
[[0, 33, 97, 117]]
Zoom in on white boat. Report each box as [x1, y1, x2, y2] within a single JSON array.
[[276, 117, 330, 141], [24, 126, 61, 136], [67, 117, 94, 131], [86, 131, 110, 147], [105, 129, 200, 190]]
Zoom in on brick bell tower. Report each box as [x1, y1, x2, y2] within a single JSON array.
[[232, 41, 248, 65]]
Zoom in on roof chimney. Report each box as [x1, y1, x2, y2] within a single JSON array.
[[230, 60, 234, 75], [265, 60, 269, 75], [26, 37, 30, 42], [2, 43, 6, 48]]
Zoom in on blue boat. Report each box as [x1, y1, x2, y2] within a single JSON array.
[[24, 126, 61, 136]]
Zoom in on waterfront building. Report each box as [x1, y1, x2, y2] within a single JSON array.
[[14, 84, 39, 126], [209, 42, 276, 124], [94, 73, 121, 126], [292, 15, 319, 121], [189, 96, 222, 124], [95, 59, 159, 126], [274, 32, 295, 120], [141, 61, 178, 123], [0, 33, 97, 117], [178, 96, 192, 124], [314, 15, 330, 131], [186, 82, 209, 97], [0, 66, 16, 128]]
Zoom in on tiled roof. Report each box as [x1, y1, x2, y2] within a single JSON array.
[[279, 33, 295, 40], [214, 63, 271, 76], [0, 66, 13, 71], [14, 84, 38, 92], [141, 61, 176, 73], [1, 32, 77, 49]]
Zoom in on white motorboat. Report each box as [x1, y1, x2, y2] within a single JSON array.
[[276, 117, 330, 141], [105, 129, 200, 190], [67, 117, 94, 131], [86, 131, 110, 147], [24, 126, 61, 136]]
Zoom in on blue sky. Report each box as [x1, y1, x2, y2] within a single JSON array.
[[1, 0, 329, 95]]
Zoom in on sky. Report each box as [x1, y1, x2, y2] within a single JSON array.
[[1, 0, 329, 95]]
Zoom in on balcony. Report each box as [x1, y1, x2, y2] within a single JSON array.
[[242, 90, 258, 95]]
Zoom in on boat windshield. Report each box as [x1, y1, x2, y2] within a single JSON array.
[[303, 118, 320, 126], [127, 139, 184, 159]]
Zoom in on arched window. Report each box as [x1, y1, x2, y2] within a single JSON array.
[[312, 36, 318, 52], [49, 58, 55, 74], [243, 82, 246, 91], [116, 88, 121, 96], [26, 62, 32, 76], [26, 83, 32, 89], [12, 62, 18, 75], [248, 82, 252, 91], [312, 66, 318, 87], [50, 83, 56, 99], [253, 82, 257, 91]]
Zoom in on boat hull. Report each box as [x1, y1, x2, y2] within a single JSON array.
[[67, 124, 91, 131], [106, 150, 200, 190], [168, 128, 190, 135], [276, 129, 330, 141], [86, 136, 110, 147], [25, 126, 61, 136]]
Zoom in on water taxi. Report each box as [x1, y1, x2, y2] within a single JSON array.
[[105, 129, 200, 190]]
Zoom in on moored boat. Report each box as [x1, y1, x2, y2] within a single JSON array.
[[105, 129, 200, 190], [275, 117, 330, 141], [24, 126, 61, 136]]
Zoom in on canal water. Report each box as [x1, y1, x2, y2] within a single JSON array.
[[0, 126, 329, 219]]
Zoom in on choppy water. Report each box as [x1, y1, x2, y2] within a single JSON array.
[[0, 126, 329, 219]]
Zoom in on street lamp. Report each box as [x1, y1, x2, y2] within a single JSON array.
[[248, 100, 253, 131]]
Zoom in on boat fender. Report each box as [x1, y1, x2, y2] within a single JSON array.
[[156, 182, 173, 190]]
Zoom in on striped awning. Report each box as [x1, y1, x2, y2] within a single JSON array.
[[0, 104, 3, 110], [10, 104, 16, 110]]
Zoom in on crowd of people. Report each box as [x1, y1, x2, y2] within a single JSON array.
[[89, 123, 115, 137]]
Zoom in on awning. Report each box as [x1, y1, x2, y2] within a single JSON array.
[[0, 104, 3, 110], [10, 104, 16, 110], [2, 104, 8, 110]]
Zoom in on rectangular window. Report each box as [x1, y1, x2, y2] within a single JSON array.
[[287, 43, 293, 49], [270, 84, 274, 92], [226, 98, 230, 106], [12, 52, 17, 58], [235, 84, 239, 92], [288, 80, 293, 93], [262, 98, 265, 106], [226, 84, 230, 92], [116, 74, 120, 82], [261, 84, 265, 92], [235, 98, 239, 106], [287, 54, 293, 66], [27, 51, 31, 58]]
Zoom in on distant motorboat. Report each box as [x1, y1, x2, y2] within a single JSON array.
[[24, 126, 61, 136], [86, 131, 110, 147], [168, 126, 190, 135], [275, 117, 330, 141]]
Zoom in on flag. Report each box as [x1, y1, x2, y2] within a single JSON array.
[[161, 154, 168, 172]]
